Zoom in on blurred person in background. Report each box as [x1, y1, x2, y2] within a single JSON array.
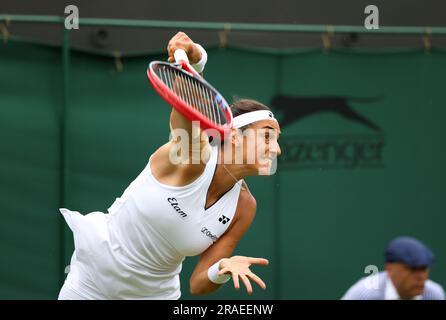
[[342, 236, 444, 300]]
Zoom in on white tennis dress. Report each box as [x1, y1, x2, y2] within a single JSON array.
[[59, 144, 242, 299]]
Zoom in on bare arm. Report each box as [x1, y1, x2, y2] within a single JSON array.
[[150, 32, 210, 187], [166, 32, 210, 161], [167, 31, 203, 138], [189, 190, 269, 295]]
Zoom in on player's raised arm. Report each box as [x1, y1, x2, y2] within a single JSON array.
[[164, 32, 210, 161]]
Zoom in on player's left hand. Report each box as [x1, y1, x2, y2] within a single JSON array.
[[218, 255, 269, 295]]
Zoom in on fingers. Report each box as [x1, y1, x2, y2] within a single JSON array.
[[247, 257, 269, 266], [221, 256, 269, 294], [167, 32, 191, 61], [229, 271, 266, 294], [247, 272, 266, 290], [232, 273, 240, 290], [166, 31, 202, 65], [240, 274, 253, 295]]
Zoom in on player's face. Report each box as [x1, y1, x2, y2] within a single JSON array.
[[386, 263, 429, 299], [242, 119, 282, 175]]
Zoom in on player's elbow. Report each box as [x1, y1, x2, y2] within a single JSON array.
[[189, 286, 202, 296], [189, 280, 206, 296], [189, 277, 215, 296]]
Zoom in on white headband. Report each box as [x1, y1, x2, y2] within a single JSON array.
[[232, 110, 277, 128]]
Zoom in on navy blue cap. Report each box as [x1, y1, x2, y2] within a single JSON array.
[[385, 236, 435, 267]]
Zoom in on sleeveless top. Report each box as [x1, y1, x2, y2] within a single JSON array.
[[60, 144, 242, 299]]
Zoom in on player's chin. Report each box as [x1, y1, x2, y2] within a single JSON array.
[[255, 159, 275, 176]]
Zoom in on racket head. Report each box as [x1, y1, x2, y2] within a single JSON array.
[[147, 61, 233, 139]]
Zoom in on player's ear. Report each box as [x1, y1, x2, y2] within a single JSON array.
[[230, 128, 242, 146]]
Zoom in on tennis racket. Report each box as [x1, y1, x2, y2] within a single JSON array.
[[147, 49, 233, 138]]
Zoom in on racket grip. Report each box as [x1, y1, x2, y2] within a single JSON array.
[[174, 49, 189, 64]]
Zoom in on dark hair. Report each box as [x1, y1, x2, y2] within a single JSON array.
[[230, 99, 271, 118]]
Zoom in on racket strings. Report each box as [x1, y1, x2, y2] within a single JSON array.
[[157, 65, 227, 125]]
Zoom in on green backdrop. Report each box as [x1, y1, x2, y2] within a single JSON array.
[[1, 39, 445, 299]]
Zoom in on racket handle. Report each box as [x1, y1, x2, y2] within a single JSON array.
[[174, 49, 189, 64]]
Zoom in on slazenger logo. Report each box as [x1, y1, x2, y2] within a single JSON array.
[[270, 94, 385, 170], [167, 198, 188, 218], [201, 227, 218, 242]]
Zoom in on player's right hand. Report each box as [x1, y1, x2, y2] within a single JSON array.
[[167, 32, 202, 64]]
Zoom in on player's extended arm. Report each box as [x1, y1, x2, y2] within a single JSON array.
[[189, 190, 269, 295]]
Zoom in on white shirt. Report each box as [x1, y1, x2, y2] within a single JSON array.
[[342, 271, 445, 300]]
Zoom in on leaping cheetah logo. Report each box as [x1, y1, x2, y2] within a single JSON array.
[[270, 94, 382, 131]]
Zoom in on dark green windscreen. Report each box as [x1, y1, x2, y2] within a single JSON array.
[[1, 40, 445, 299]]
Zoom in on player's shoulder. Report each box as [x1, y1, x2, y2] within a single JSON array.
[[238, 181, 257, 211], [233, 181, 257, 224]]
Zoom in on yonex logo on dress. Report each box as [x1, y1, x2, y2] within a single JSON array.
[[218, 215, 230, 224], [167, 198, 188, 218]]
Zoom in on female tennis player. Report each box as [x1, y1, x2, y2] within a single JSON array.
[[58, 32, 282, 300]]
